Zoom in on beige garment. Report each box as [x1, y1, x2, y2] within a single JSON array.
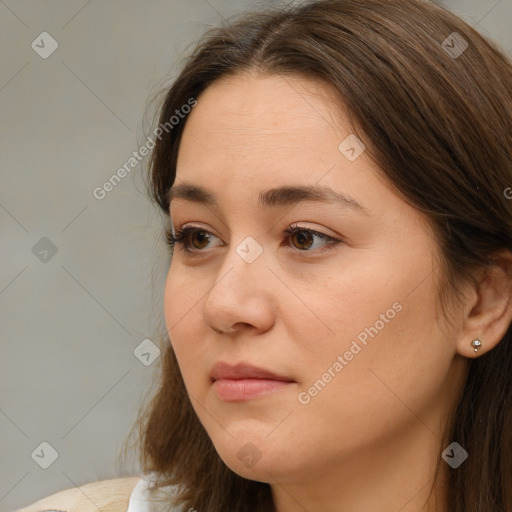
[[16, 477, 140, 512]]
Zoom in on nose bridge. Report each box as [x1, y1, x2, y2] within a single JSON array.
[[202, 232, 274, 333], [213, 232, 267, 294]]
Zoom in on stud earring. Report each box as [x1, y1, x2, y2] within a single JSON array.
[[471, 338, 482, 353]]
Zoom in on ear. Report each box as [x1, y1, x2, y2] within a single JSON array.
[[456, 249, 512, 358]]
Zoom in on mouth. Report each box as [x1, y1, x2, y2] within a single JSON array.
[[210, 361, 296, 402]]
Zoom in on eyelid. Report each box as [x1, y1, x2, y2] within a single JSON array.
[[176, 223, 222, 243], [287, 222, 340, 240], [172, 222, 339, 239]]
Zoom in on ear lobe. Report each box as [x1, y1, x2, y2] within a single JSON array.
[[456, 249, 512, 358]]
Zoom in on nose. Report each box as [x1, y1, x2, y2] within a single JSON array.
[[202, 243, 275, 335]]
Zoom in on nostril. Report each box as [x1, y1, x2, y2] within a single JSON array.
[[211, 324, 251, 335]]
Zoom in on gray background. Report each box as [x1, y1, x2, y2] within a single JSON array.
[[1, 0, 510, 510]]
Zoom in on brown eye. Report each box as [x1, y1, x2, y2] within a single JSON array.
[[189, 230, 211, 250], [284, 226, 339, 253], [289, 229, 314, 250], [166, 226, 218, 252]]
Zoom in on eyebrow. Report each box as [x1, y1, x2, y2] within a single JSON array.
[[167, 182, 369, 214]]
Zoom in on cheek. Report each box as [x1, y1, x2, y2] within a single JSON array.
[[294, 258, 407, 357], [295, 251, 450, 397], [302, 267, 452, 422], [163, 264, 203, 329], [163, 267, 204, 372]]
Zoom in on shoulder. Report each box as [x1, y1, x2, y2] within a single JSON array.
[[16, 476, 141, 512]]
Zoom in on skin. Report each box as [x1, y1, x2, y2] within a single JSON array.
[[164, 71, 512, 512]]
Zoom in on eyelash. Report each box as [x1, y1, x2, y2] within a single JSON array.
[[165, 224, 341, 257]]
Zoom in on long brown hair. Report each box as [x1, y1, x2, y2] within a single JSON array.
[[122, 1, 512, 510]]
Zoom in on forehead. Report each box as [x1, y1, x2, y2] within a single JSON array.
[[176, 72, 357, 183], [181, 72, 348, 152]]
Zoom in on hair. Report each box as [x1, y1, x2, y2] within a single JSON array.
[[123, 1, 512, 510]]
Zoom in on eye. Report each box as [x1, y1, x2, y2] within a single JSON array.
[[165, 223, 341, 256], [166, 225, 219, 251], [283, 224, 340, 253]]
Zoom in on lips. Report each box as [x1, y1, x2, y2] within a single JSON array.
[[210, 361, 294, 383], [210, 361, 295, 402]]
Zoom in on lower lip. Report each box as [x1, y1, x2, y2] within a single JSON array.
[[213, 378, 294, 401]]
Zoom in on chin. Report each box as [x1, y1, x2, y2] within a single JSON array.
[[219, 450, 282, 483], [211, 434, 300, 483]]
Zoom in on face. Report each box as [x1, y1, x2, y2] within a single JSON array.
[[164, 72, 465, 487]]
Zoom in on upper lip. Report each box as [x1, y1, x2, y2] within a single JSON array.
[[210, 361, 294, 382]]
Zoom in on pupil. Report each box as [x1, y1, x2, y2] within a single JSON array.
[[295, 230, 312, 250], [194, 232, 209, 248]]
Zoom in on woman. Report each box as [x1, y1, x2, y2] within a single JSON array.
[[19, 0, 512, 511]]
